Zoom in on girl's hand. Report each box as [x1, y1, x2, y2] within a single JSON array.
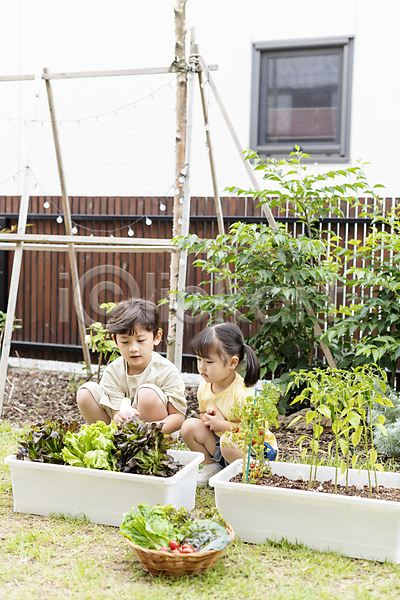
[[204, 406, 227, 432]]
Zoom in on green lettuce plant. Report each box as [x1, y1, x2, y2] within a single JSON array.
[[62, 421, 117, 470]]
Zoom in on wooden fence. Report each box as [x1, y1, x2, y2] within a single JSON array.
[[0, 195, 397, 372]]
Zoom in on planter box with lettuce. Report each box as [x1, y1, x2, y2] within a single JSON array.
[[5, 418, 203, 526]]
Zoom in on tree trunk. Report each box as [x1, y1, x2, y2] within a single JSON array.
[[167, 0, 187, 363]]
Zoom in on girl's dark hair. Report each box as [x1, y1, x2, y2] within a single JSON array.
[[107, 298, 160, 337], [190, 323, 260, 387]]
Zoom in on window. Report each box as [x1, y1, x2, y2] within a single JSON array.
[[250, 37, 354, 161]]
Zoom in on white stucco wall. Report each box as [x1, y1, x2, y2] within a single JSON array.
[[0, 0, 399, 200]]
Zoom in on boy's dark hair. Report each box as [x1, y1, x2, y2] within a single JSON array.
[[107, 298, 160, 337], [190, 322, 260, 387]]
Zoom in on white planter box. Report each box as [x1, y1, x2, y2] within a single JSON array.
[[5, 450, 203, 527], [209, 460, 400, 563]]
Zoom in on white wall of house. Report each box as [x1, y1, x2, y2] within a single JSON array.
[[0, 0, 399, 201]]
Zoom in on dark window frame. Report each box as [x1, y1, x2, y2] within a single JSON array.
[[250, 37, 354, 162]]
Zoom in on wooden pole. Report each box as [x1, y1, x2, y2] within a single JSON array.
[[197, 56, 276, 229], [196, 57, 225, 236], [0, 65, 218, 83], [197, 56, 337, 369], [167, 0, 187, 363], [174, 30, 197, 370], [44, 68, 91, 368], [0, 74, 42, 414]]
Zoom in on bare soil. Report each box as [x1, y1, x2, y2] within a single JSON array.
[[230, 472, 400, 502], [0, 367, 320, 463], [2, 366, 400, 474], [1, 367, 201, 427]]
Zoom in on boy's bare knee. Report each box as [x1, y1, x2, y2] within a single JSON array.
[[77, 388, 91, 408], [136, 387, 164, 413]]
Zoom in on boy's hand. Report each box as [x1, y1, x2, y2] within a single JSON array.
[[113, 411, 127, 425], [113, 410, 140, 425]]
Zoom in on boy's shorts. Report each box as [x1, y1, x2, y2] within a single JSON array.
[[211, 432, 278, 467], [79, 381, 168, 421]]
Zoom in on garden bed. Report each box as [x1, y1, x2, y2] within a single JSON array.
[[229, 471, 400, 502]]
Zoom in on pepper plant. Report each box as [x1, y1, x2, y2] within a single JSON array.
[[172, 148, 380, 379], [85, 302, 119, 382], [288, 365, 393, 496], [323, 210, 400, 385], [0, 310, 22, 347], [224, 382, 280, 484]]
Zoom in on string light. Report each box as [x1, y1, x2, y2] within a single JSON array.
[[0, 166, 28, 190], [1, 164, 189, 238], [0, 76, 177, 127]]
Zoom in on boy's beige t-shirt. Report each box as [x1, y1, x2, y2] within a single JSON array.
[[97, 352, 186, 415], [197, 372, 277, 449]]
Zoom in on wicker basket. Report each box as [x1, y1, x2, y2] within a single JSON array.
[[125, 524, 234, 578]]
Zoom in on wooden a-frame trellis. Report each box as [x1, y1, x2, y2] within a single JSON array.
[[0, 52, 219, 415], [0, 16, 336, 416]]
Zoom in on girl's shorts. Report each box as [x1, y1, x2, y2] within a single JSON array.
[[211, 432, 278, 467]]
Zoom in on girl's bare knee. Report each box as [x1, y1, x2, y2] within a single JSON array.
[[181, 417, 202, 436], [220, 432, 241, 463]]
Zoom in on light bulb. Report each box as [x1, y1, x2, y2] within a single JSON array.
[[146, 217, 152, 226], [159, 203, 166, 211], [56, 216, 63, 224], [43, 201, 50, 209], [128, 228, 134, 237], [71, 226, 78, 235]]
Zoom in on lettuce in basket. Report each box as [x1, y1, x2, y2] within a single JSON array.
[[62, 421, 117, 470], [120, 503, 230, 552], [120, 503, 183, 549]]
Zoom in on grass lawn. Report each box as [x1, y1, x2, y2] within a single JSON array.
[[1, 421, 400, 600]]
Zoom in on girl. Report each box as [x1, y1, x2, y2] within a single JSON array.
[[181, 322, 278, 487]]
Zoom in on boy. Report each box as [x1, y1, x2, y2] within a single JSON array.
[[77, 298, 186, 435]]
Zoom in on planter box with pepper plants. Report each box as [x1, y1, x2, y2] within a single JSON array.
[[4, 418, 203, 526], [210, 368, 400, 563]]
